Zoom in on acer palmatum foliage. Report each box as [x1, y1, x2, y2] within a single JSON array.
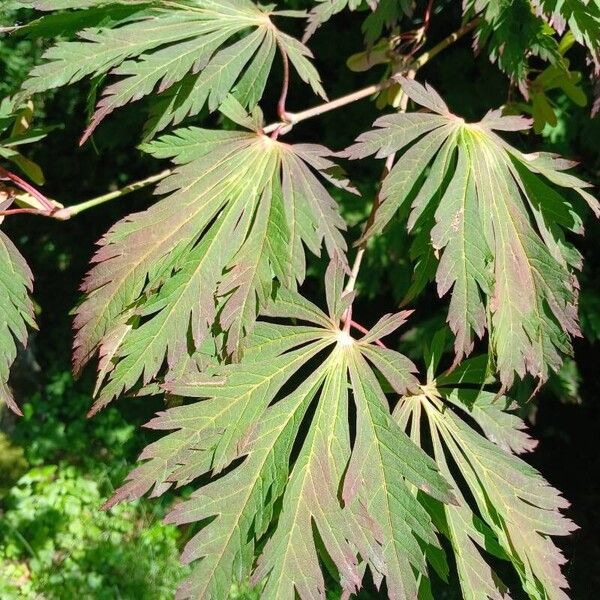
[[1, 0, 599, 598]]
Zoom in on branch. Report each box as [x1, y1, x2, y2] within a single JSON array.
[[263, 17, 479, 134], [340, 67, 417, 333], [0, 165, 55, 213], [277, 44, 290, 120], [0, 207, 41, 217], [344, 152, 396, 296], [37, 17, 478, 220], [423, 0, 434, 32], [342, 317, 387, 348], [52, 169, 171, 219], [271, 43, 291, 140]]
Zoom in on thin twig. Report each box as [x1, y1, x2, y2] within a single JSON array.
[[52, 169, 172, 220], [411, 16, 478, 71], [345, 318, 386, 347], [423, 0, 434, 32], [264, 83, 385, 135], [341, 68, 416, 332], [263, 18, 478, 135], [0, 207, 41, 216], [344, 152, 396, 295], [277, 44, 290, 121], [271, 44, 290, 140]]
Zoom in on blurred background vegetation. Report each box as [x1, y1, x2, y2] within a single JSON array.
[[0, 1, 598, 598]]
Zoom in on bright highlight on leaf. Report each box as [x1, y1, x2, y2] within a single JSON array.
[[344, 76, 599, 389], [75, 118, 351, 412], [22, 0, 326, 142]]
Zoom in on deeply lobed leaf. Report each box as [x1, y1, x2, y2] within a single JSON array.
[[395, 352, 576, 600], [21, 0, 326, 142], [304, 0, 414, 45], [464, 0, 600, 84], [0, 231, 36, 415], [108, 287, 455, 599], [343, 76, 599, 389], [76, 124, 350, 411]]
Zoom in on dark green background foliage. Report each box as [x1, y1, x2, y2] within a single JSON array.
[[0, 1, 599, 597]]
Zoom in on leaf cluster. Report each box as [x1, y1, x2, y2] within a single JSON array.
[[1, 2, 599, 599]]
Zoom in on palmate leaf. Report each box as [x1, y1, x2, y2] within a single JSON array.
[[0, 230, 36, 415], [0, 94, 45, 414], [465, 0, 600, 82], [76, 117, 351, 413], [21, 0, 325, 142], [106, 279, 456, 600], [343, 76, 599, 389], [394, 348, 576, 600]]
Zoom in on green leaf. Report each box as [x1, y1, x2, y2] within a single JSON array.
[[342, 350, 452, 599], [108, 286, 453, 599], [303, 0, 363, 42], [76, 127, 350, 409], [344, 76, 598, 389], [0, 97, 49, 183], [0, 231, 36, 415], [22, 0, 326, 142], [465, 0, 562, 82], [395, 355, 576, 600]]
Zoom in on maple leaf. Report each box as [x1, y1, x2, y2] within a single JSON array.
[[106, 265, 455, 600], [76, 112, 351, 413], [0, 230, 36, 415], [464, 0, 600, 83], [21, 0, 326, 143], [394, 332, 576, 600], [343, 76, 599, 389]]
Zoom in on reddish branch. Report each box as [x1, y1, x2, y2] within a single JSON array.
[[342, 316, 387, 348], [423, 0, 434, 32], [3, 19, 480, 219], [271, 44, 290, 140], [0, 207, 42, 216]]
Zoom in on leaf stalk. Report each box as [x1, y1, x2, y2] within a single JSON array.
[[263, 17, 479, 135]]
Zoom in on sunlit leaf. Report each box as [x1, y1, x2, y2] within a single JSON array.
[[344, 76, 598, 389], [22, 0, 327, 143], [76, 124, 351, 411], [108, 285, 453, 599]]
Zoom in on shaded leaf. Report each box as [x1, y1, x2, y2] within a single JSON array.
[[0, 231, 36, 415]]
